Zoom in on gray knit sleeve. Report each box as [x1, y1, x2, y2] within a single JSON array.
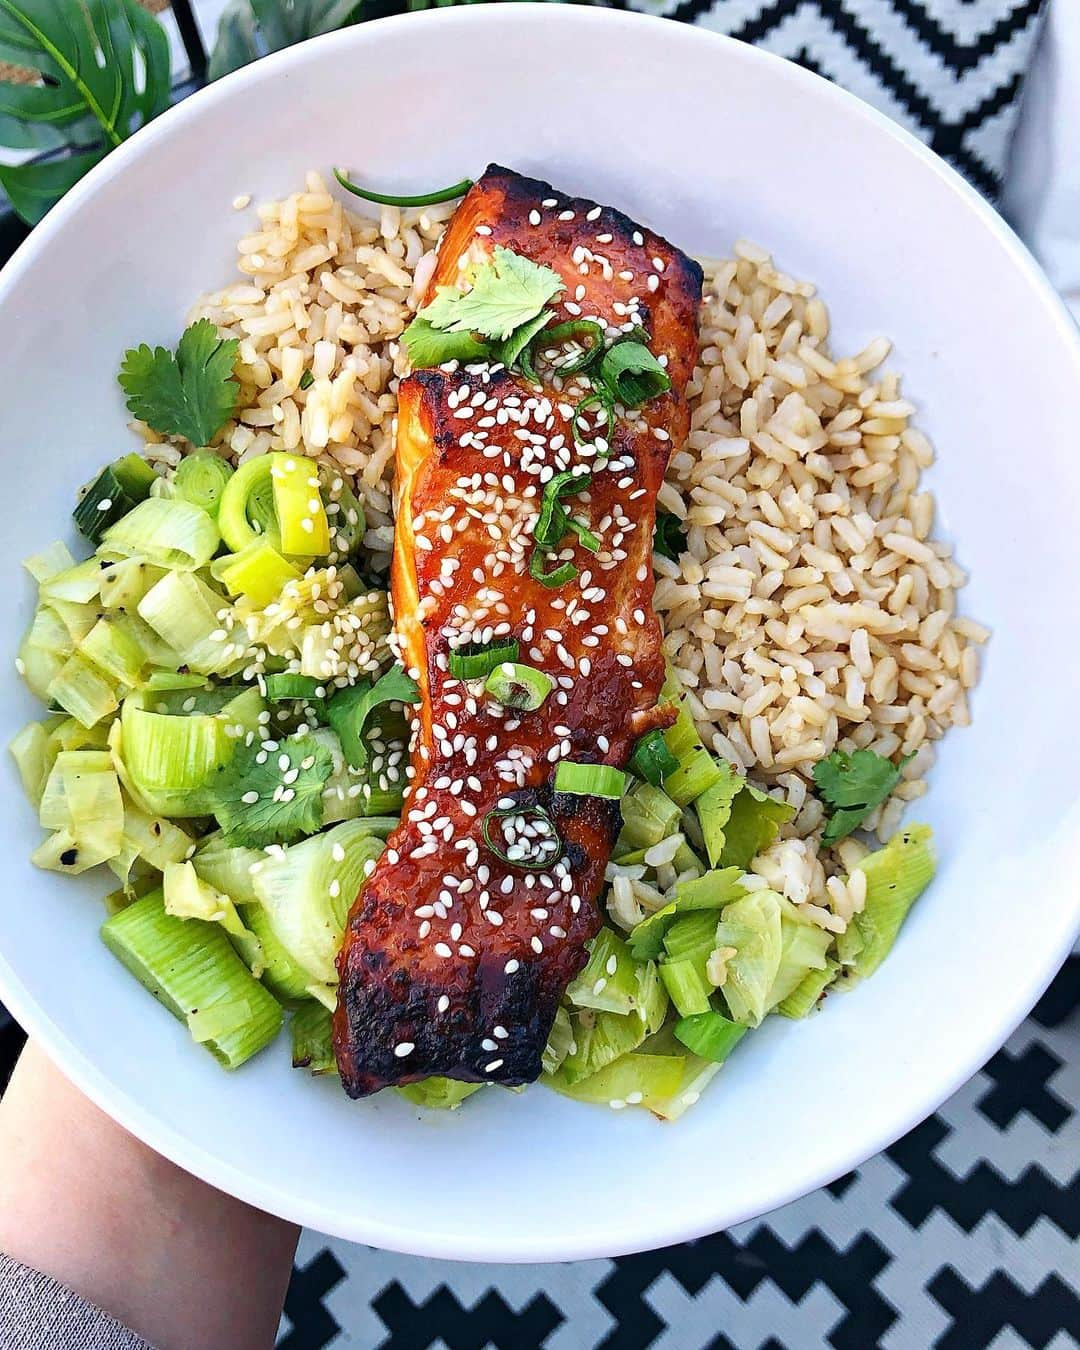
[[0, 1253, 155, 1350]]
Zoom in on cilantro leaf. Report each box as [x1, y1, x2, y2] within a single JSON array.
[[401, 318, 492, 369], [419, 246, 564, 341], [119, 319, 240, 447], [654, 510, 687, 562], [812, 748, 909, 846], [212, 733, 333, 847], [326, 664, 420, 772]]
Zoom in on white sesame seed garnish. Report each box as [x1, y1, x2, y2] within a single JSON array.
[[394, 1042, 414, 1058]]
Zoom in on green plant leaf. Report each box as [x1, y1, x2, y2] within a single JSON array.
[[420, 246, 565, 341], [118, 319, 241, 448], [209, 0, 369, 80], [0, 145, 106, 224]]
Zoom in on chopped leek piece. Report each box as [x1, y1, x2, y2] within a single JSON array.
[[718, 784, 795, 870], [769, 901, 833, 1009], [22, 603, 75, 656], [81, 618, 146, 690], [291, 1001, 336, 1074], [101, 497, 220, 571], [777, 959, 839, 1019], [628, 728, 680, 786], [554, 761, 626, 800], [566, 928, 640, 1015], [46, 653, 119, 729], [32, 828, 106, 874], [398, 1079, 483, 1110], [113, 797, 193, 874], [9, 721, 48, 806], [541, 1006, 575, 1076], [191, 831, 262, 905], [174, 453, 234, 519], [694, 762, 744, 867], [136, 571, 237, 676], [447, 637, 519, 681], [617, 781, 680, 851], [638, 1024, 724, 1120], [251, 818, 386, 984], [712, 889, 783, 1027], [145, 671, 209, 692], [38, 749, 112, 829], [22, 541, 76, 583], [673, 1010, 747, 1063], [163, 860, 258, 953], [659, 674, 723, 806], [98, 559, 167, 611], [38, 558, 102, 604], [49, 598, 99, 644], [483, 661, 553, 711], [101, 890, 282, 1069], [217, 455, 280, 553], [555, 1006, 652, 1086], [211, 539, 301, 606], [112, 453, 158, 501], [73, 465, 142, 543], [548, 1051, 687, 1109], [662, 910, 721, 963], [237, 902, 312, 1003], [271, 452, 330, 556], [848, 825, 935, 978], [627, 867, 744, 961], [659, 959, 713, 1017]]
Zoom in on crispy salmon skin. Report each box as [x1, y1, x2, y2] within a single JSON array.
[[333, 166, 702, 1096]]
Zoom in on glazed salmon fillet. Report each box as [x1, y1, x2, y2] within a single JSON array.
[[333, 166, 702, 1095]]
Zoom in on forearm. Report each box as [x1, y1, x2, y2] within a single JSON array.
[[0, 1041, 298, 1350]]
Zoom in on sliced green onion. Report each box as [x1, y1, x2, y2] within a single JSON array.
[[528, 549, 577, 589], [531, 319, 605, 376], [534, 470, 592, 548], [448, 637, 519, 681], [72, 460, 154, 545], [654, 510, 687, 562], [629, 728, 680, 786], [599, 340, 671, 409], [567, 518, 601, 553], [271, 452, 330, 557], [174, 453, 234, 519], [483, 661, 553, 711], [333, 167, 473, 207], [101, 497, 220, 571], [674, 1010, 748, 1063], [265, 673, 324, 701], [217, 455, 280, 553], [112, 453, 158, 501], [554, 761, 626, 800], [571, 389, 615, 458], [481, 802, 562, 870], [298, 369, 314, 391]]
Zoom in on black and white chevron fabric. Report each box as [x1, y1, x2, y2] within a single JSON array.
[[273, 960, 1078, 1350], [621, 0, 1048, 200]]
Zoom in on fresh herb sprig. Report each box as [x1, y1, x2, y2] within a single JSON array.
[[213, 733, 334, 847], [813, 748, 912, 845], [118, 320, 240, 448]]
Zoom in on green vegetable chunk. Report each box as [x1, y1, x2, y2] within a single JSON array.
[[398, 1078, 483, 1110], [718, 784, 795, 870], [291, 1001, 337, 1075], [599, 340, 671, 408], [847, 825, 935, 978], [173, 453, 234, 518], [211, 732, 334, 847], [101, 890, 282, 1069], [119, 319, 240, 447], [674, 1010, 748, 1063]]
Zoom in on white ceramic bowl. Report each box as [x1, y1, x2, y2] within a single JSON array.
[[0, 7, 1077, 1262]]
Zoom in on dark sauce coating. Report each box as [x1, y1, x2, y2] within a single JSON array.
[[333, 167, 702, 1096]]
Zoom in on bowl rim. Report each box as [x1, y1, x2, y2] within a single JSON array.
[[1, 4, 1078, 1262]]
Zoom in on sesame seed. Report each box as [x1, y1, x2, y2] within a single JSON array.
[[484, 1059, 504, 1073], [394, 1042, 414, 1058], [434, 942, 452, 958], [504, 959, 520, 974], [241, 790, 259, 805]]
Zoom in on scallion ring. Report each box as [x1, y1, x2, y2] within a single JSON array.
[[571, 390, 614, 455], [447, 636, 520, 681], [599, 340, 672, 410], [481, 803, 563, 870], [483, 662, 554, 711], [554, 761, 627, 800], [534, 470, 591, 549], [567, 518, 601, 554], [628, 728, 680, 786], [528, 319, 606, 377], [333, 168, 473, 207], [529, 548, 578, 589]]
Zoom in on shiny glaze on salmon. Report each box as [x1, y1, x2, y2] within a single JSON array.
[[333, 166, 702, 1095]]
